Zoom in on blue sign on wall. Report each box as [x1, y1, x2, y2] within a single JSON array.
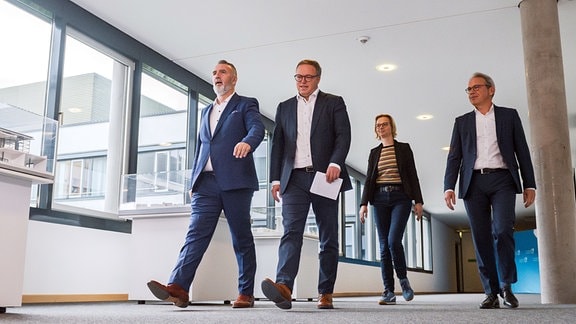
[[512, 229, 540, 293]]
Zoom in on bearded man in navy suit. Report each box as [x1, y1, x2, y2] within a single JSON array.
[[444, 72, 536, 309], [261, 59, 352, 310], [148, 60, 264, 309]]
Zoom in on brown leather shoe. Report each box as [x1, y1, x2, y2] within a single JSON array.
[[261, 278, 292, 309], [232, 294, 255, 308], [147, 280, 189, 308], [317, 293, 334, 309]]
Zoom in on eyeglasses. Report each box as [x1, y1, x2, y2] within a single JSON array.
[[465, 84, 489, 94], [294, 74, 319, 82], [375, 123, 389, 128]]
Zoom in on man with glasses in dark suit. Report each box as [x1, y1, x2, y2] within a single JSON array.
[[444, 72, 536, 309], [261, 59, 352, 310]]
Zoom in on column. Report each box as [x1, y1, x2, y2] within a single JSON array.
[[519, 0, 576, 304]]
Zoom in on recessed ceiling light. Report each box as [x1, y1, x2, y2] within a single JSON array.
[[441, 146, 450, 151], [68, 107, 82, 113], [159, 142, 173, 147], [416, 114, 434, 120], [376, 64, 397, 72]]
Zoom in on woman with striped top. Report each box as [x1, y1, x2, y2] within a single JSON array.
[[359, 114, 424, 305]]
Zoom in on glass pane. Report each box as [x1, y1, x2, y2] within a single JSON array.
[[137, 70, 188, 165], [0, 1, 51, 114], [423, 216, 433, 271], [250, 136, 269, 227], [404, 214, 416, 268], [344, 179, 359, 258], [119, 169, 192, 213], [52, 34, 132, 217], [131, 68, 190, 211], [196, 94, 213, 135], [415, 215, 423, 268], [0, 1, 52, 208]]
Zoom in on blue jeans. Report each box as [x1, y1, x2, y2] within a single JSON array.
[[275, 170, 340, 294], [372, 190, 412, 292]]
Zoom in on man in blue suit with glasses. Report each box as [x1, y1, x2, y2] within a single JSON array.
[[444, 72, 536, 309]]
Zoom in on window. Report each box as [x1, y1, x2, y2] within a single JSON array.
[[52, 31, 134, 217], [248, 128, 269, 227], [137, 149, 186, 192], [196, 94, 213, 134], [0, 1, 51, 114], [137, 66, 189, 175], [0, 1, 52, 208], [53, 156, 106, 199], [344, 179, 360, 258], [404, 212, 433, 271]]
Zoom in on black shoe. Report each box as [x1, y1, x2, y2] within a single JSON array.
[[500, 287, 519, 308], [479, 294, 500, 309]]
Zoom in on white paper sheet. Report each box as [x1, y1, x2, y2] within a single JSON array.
[[309, 171, 343, 200]]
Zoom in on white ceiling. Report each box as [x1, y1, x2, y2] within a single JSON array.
[[70, 0, 576, 229]]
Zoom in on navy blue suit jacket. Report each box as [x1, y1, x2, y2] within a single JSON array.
[[190, 93, 265, 192], [270, 91, 352, 193], [444, 105, 536, 199]]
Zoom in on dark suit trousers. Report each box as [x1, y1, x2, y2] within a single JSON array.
[[276, 169, 340, 294], [463, 171, 518, 295], [169, 172, 257, 295]]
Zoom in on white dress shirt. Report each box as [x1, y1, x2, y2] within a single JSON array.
[[203, 93, 233, 172], [293, 89, 319, 168], [473, 105, 507, 170]]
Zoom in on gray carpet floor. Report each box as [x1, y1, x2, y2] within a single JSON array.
[[2, 294, 575, 323]]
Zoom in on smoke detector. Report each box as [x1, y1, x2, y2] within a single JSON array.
[[357, 36, 370, 44]]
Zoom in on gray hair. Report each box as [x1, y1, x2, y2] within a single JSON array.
[[471, 72, 495, 88]]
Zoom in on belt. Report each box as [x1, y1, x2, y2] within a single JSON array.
[[377, 185, 403, 192], [473, 168, 507, 175], [294, 166, 315, 173]]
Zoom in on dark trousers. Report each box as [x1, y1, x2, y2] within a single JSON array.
[[464, 171, 518, 295], [275, 170, 340, 294], [169, 172, 256, 295], [373, 190, 412, 292]]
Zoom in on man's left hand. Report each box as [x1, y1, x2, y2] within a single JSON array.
[[325, 165, 341, 183], [523, 189, 536, 208], [233, 142, 252, 158]]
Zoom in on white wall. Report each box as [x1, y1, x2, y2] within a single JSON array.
[[22, 216, 458, 297], [23, 220, 131, 295]]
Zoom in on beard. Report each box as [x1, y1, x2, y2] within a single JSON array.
[[213, 83, 232, 96]]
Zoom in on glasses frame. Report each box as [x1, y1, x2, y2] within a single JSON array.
[[294, 74, 319, 82], [465, 84, 489, 94]]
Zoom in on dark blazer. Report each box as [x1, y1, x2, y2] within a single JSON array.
[[444, 105, 536, 199], [270, 91, 352, 193], [360, 140, 424, 206], [190, 93, 265, 191]]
